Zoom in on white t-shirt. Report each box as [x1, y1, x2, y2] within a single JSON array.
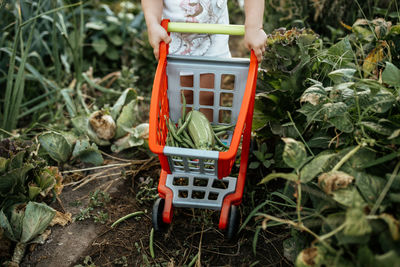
[[162, 0, 231, 57]]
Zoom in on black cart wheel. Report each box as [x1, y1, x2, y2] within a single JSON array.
[[152, 198, 168, 232], [225, 205, 239, 240]]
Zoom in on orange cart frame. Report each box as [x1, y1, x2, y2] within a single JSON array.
[[149, 20, 258, 232]]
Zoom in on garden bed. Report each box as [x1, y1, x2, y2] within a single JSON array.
[[18, 154, 290, 267]]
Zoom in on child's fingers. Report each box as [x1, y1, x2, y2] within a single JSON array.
[[154, 32, 171, 60], [159, 28, 171, 44], [245, 43, 263, 62], [254, 47, 263, 62], [153, 46, 160, 60], [244, 28, 267, 62], [163, 34, 172, 44], [246, 41, 265, 62], [153, 36, 171, 60], [148, 24, 171, 60]]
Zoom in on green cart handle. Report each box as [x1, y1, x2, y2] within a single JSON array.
[[167, 22, 245, 36]]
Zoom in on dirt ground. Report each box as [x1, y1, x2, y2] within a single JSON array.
[[15, 149, 291, 267]]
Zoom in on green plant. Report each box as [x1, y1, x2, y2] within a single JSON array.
[[262, 0, 399, 39], [254, 27, 321, 139], [0, 1, 150, 137], [74, 190, 111, 224], [262, 0, 310, 33], [256, 139, 400, 266], [0, 138, 65, 265], [227, 0, 245, 25], [2, 2, 39, 132], [0, 202, 56, 266], [74, 255, 97, 267], [69, 199, 82, 207], [76, 207, 92, 221], [89, 189, 111, 207], [249, 17, 400, 266], [113, 256, 128, 267], [93, 211, 109, 224], [346, 18, 400, 71], [249, 143, 274, 170], [82, 1, 143, 74], [38, 132, 104, 166], [129, 30, 157, 94], [136, 177, 158, 205], [0, 1, 83, 135], [37, 88, 150, 166], [0, 139, 63, 210]]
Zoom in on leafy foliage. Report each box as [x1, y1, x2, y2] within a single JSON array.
[[251, 18, 400, 265], [0, 202, 56, 244], [249, 143, 274, 170], [0, 202, 56, 265], [0, 139, 63, 210], [37, 88, 149, 164], [254, 28, 320, 139], [82, 2, 144, 74], [0, 1, 153, 135], [262, 0, 399, 39], [0, 139, 62, 265]]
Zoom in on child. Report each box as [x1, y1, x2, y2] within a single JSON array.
[[141, 0, 266, 120], [141, 0, 267, 62]]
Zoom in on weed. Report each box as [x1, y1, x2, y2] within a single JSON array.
[[136, 176, 158, 205], [249, 143, 275, 170], [113, 256, 128, 267], [75, 207, 92, 221], [74, 190, 111, 223], [93, 211, 109, 224], [89, 189, 111, 207], [134, 242, 141, 254], [74, 256, 97, 267]]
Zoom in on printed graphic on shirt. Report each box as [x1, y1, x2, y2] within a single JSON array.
[[165, 0, 228, 56]]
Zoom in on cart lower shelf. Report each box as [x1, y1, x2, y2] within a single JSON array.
[[165, 173, 237, 210]]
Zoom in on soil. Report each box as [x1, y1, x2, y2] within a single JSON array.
[[16, 149, 291, 267]]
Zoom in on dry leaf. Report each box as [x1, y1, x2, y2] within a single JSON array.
[[363, 47, 384, 77], [50, 211, 72, 227], [301, 247, 318, 266], [340, 21, 352, 31], [318, 171, 354, 194]]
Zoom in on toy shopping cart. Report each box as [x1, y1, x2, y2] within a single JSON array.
[[149, 20, 258, 238]]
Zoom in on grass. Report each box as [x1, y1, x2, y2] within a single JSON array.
[[1, 1, 83, 135], [0, 0, 151, 137], [3, 1, 39, 132]]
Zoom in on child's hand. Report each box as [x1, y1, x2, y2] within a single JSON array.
[[244, 27, 267, 62], [147, 23, 172, 60]]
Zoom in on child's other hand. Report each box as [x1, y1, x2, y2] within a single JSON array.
[[244, 28, 267, 62], [147, 23, 171, 60]]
